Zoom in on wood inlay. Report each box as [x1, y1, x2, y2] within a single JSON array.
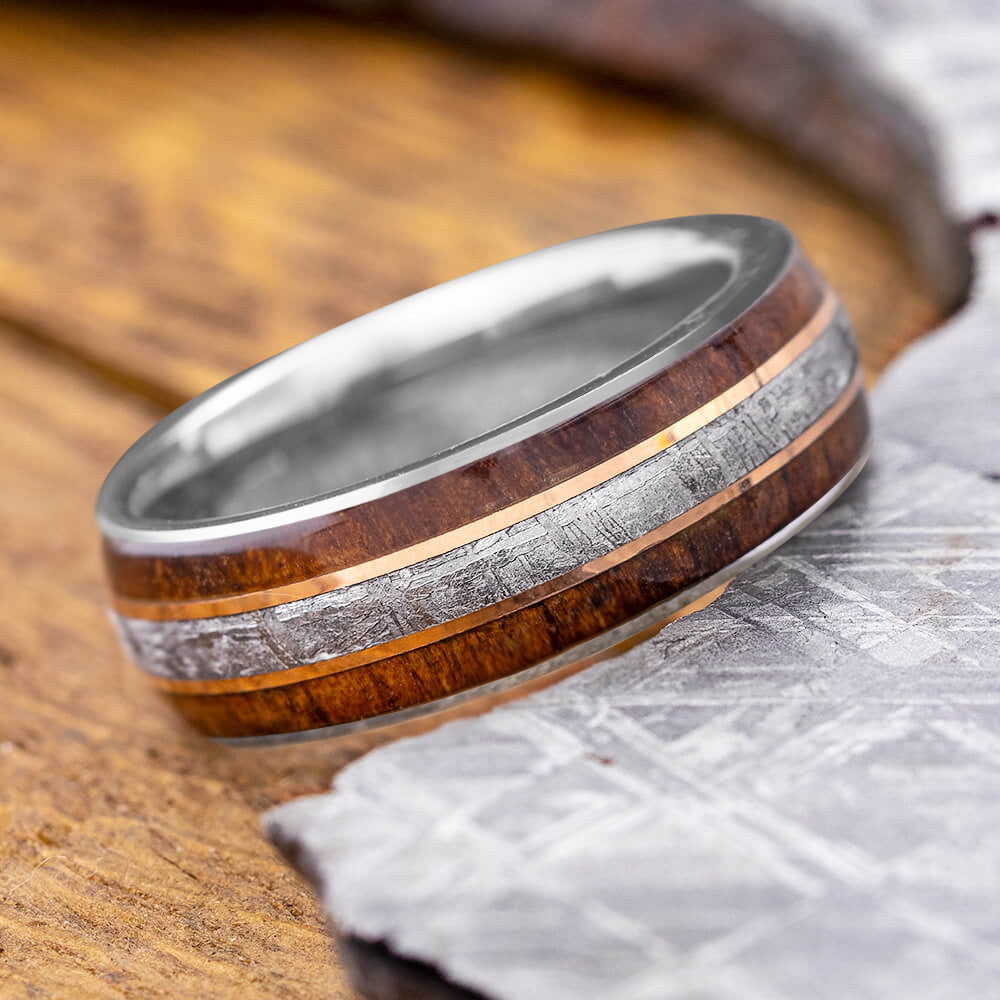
[[163, 387, 870, 739], [146, 370, 863, 697]]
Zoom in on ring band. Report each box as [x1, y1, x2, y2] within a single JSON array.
[[97, 216, 871, 743]]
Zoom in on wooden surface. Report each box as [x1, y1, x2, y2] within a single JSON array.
[[0, 3, 945, 998]]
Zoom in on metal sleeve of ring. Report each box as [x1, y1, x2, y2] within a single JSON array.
[[96, 216, 871, 742]]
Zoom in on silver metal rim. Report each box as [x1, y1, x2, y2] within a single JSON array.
[[96, 215, 794, 546]]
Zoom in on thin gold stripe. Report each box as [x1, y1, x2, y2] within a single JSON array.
[[150, 371, 862, 695], [119, 292, 839, 621]]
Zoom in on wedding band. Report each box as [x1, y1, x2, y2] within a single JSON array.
[[97, 216, 870, 743]]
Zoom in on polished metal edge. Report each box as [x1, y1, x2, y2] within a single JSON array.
[[97, 216, 795, 545], [217, 438, 872, 746]]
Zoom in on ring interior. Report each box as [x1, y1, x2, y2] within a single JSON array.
[[102, 219, 790, 533]]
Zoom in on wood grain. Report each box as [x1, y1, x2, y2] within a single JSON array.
[[0, 5, 940, 403], [0, 332, 370, 998], [0, 2, 950, 998], [165, 387, 869, 739]]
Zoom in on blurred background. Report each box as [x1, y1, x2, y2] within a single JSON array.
[[0, 2, 958, 998], [0, 0, 945, 406]]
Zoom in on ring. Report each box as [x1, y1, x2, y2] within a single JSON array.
[[97, 216, 870, 743]]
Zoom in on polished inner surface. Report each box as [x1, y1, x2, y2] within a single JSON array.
[[149, 266, 730, 520], [108, 220, 788, 532]]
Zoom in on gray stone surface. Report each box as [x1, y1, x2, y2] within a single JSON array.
[[266, 3, 1000, 998]]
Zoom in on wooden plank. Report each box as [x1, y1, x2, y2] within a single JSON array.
[[0, 5, 937, 405], [0, 337, 367, 995]]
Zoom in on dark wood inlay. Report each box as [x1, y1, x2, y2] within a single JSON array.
[[163, 390, 869, 739]]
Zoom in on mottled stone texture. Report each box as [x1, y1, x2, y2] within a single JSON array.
[[266, 3, 1000, 997]]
